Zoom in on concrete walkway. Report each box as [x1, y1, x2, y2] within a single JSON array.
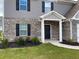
[[45, 40, 79, 50]]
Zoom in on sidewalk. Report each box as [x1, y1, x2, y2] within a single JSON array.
[[46, 40, 79, 50]]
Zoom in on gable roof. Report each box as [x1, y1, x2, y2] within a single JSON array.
[[40, 11, 66, 20], [65, 0, 79, 19], [72, 10, 79, 19]]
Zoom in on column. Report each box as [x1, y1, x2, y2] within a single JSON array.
[[70, 21, 72, 39], [41, 20, 45, 43], [59, 21, 62, 42]]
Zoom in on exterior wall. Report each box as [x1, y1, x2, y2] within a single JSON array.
[[3, 0, 74, 42], [45, 21, 59, 40], [4, 18, 59, 41], [4, 0, 73, 19], [72, 20, 79, 42], [62, 21, 70, 41], [4, 0, 44, 19], [4, 18, 41, 42]]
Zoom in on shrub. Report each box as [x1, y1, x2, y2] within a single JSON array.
[[15, 37, 25, 46], [31, 37, 40, 45], [67, 39, 73, 43], [25, 36, 31, 42], [1, 38, 8, 48], [63, 38, 76, 45], [0, 31, 3, 41]]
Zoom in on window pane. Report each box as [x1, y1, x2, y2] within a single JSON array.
[[20, 30, 27, 35], [45, 2, 51, 8], [20, 0, 26, 4], [20, 24, 27, 30], [45, 2, 51, 13], [45, 7, 51, 13], [19, 24, 27, 36], [20, 5, 26, 10], [19, 0, 27, 10], [0, 19, 2, 31], [0, 20, 2, 26]]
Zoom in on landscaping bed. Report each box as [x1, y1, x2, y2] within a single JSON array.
[[0, 37, 41, 49], [61, 40, 79, 46]]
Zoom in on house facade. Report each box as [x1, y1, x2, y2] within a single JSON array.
[[0, 0, 79, 43]]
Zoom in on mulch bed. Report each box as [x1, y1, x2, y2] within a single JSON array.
[[61, 40, 79, 46], [0, 42, 42, 49]]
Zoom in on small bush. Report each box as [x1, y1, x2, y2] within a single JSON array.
[[0, 31, 3, 41], [15, 37, 25, 46], [31, 37, 40, 45], [67, 39, 73, 43], [25, 36, 31, 42], [63, 38, 77, 45], [1, 38, 8, 48]]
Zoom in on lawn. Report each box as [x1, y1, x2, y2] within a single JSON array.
[[0, 43, 79, 59]]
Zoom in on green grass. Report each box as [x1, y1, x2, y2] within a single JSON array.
[[0, 43, 79, 59]]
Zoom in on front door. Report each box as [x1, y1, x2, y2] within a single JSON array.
[[45, 25, 51, 39]]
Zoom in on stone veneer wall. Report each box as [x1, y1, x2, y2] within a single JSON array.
[[45, 21, 59, 40], [4, 18, 60, 41], [4, 18, 41, 42], [62, 21, 70, 41], [72, 20, 79, 42]]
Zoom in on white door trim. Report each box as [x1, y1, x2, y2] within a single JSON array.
[[45, 24, 52, 40]]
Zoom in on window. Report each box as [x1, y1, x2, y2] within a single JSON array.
[[19, 0, 27, 10], [16, 24, 31, 36], [42, 1, 54, 13], [19, 24, 28, 36], [16, 0, 30, 11], [0, 19, 2, 30], [45, 2, 51, 13], [0, 19, 2, 26]]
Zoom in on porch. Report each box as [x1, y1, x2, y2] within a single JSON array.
[[40, 11, 66, 43], [44, 21, 59, 41]]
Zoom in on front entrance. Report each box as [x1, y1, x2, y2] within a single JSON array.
[[45, 25, 51, 39]]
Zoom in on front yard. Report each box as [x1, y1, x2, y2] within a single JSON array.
[[0, 43, 79, 59]]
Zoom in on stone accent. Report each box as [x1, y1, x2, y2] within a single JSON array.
[[45, 21, 59, 40], [62, 21, 70, 41], [72, 20, 79, 42], [4, 18, 41, 42], [4, 18, 60, 41], [62, 20, 79, 42], [4, 17, 73, 42]]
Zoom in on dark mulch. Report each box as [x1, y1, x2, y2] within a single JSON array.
[[61, 40, 79, 46], [0, 41, 42, 49]]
